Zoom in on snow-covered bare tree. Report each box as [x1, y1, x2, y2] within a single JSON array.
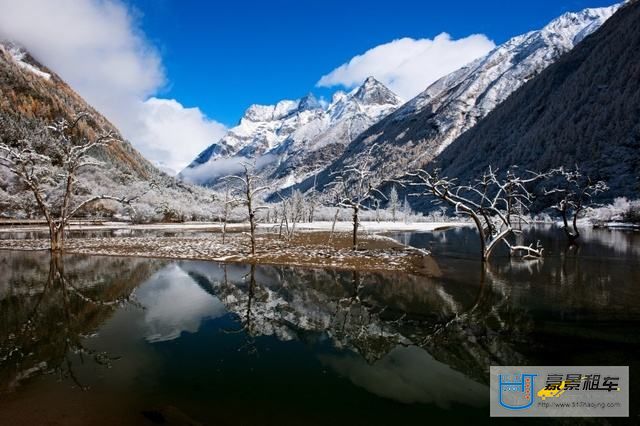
[[402, 196, 412, 223], [291, 189, 305, 227], [326, 146, 385, 250], [275, 191, 301, 240], [222, 162, 268, 255], [545, 166, 608, 243], [0, 113, 137, 251], [306, 174, 319, 223], [409, 166, 549, 262], [221, 184, 234, 244], [389, 185, 399, 222]]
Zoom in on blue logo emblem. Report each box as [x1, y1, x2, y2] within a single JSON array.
[[498, 373, 537, 410]]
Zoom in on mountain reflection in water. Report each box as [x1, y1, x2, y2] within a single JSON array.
[[0, 226, 638, 425]]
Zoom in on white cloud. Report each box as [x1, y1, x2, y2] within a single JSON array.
[[0, 0, 226, 173], [137, 264, 226, 343], [317, 33, 495, 100], [180, 153, 278, 184], [130, 98, 228, 174]]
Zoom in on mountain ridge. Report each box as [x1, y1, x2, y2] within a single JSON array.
[[180, 76, 403, 190], [285, 3, 620, 196], [428, 0, 639, 205], [0, 41, 158, 179]]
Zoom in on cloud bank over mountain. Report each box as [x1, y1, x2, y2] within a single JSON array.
[[317, 33, 496, 99], [0, 0, 226, 174]]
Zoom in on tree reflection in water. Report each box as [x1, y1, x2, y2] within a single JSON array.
[[183, 257, 534, 384], [1, 232, 638, 416], [0, 252, 164, 392]]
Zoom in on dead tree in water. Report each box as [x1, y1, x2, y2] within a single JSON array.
[[222, 163, 268, 255], [0, 113, 136, 252], [410, 166, 549, 262], [545, 166, 607, 244]]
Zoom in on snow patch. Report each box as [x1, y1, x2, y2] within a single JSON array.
[[2, 44, 51, 80]]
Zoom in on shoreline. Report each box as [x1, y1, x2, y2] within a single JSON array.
[[0, 230, 443, 276], [0, 220, 466, 234]]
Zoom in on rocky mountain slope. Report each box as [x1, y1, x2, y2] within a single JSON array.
[[0, 42, 157, 179], [288, 3, 620, 195], [180, 77, 402, 191], [0, 41, 216, 221], [430, 0, 640, 205]]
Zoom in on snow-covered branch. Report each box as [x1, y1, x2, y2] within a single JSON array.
[[409, 166, 551, 262], [0, 112, 130, 251]]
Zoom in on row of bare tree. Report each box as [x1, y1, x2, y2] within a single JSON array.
[[0, 114, 606, 261]]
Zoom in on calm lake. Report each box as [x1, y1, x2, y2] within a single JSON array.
[[0, 226, 638, 425]]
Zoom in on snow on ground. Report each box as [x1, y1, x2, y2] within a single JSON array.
[[0, 232, 438, 275], [0, 222, 240, 233], [0, 221, 465, 234]]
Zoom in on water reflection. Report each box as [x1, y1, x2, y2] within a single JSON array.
[[138, 264, 225, 343], [0, 252, 165, 393], [0, 226, 638, 424], [319, 346, 486, 407], [395, 224, 640, 260]]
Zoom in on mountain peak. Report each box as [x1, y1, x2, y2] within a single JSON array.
[[540, 3, 622, 45], [331, 90, 347, 104], [353, 76, 401, 106], [298, 93, 322, 111]]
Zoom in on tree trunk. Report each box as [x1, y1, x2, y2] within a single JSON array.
[[49, 223, 65, 252], [483, 228, 512, 262], [249, 212, 256, 255], [466, 212, 487, 262], [352, 206, 359, 251], [570, 207, 581, 242], [561, 208, 579, 243], [221, 218, 227, 244]]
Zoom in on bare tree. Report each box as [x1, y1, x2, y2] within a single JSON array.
[[545, 166, 608, 243], [389, 185, 399, 222], [0, 113, 137, 251], [275, 189, 306, 240], [275, 192, 294, 240], [220, 184, 234, 244], [222, 162, 268, 255], [306, 174, 319, 223], [402, 196, 412, 223], [327, 147, 385, 250], [291, 189, 305, 230], [410, 166, 549, 262]]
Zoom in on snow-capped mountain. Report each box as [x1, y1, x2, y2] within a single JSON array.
[[180, 77, 402, 190], [290, 3, 621, 195], [431, 0, 640, 205], [398, 3, 621, 158]]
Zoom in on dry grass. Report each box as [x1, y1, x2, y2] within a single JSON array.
[[0, 230, 439, 276]]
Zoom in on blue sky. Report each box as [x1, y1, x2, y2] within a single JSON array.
[[127, 0, 619, 126], [0, 0, 620, 171]]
